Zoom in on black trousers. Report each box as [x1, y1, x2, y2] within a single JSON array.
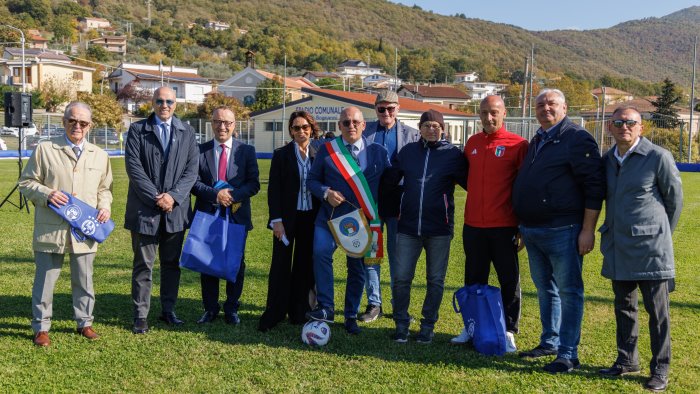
[[462, 225, 521, 333], [612, 279, 671, 376], [201, 257, 246, 314], [259, 210, 316, 329], [131, 228, 185, 318]]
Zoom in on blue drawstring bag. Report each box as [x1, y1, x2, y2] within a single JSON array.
[[453, 284, 508, 356], [49, 191, 115, 243], [180, 207, 246, 283]]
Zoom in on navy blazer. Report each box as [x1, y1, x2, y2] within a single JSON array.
[[124, 113, 199, 235], [191, 138, 260, 231], [308, 137, 390, 226]]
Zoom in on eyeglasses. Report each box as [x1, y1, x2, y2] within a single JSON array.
[[65, 118, 90, 128], [611, 119, 639, 128], [291, 124, 311, 132], [212, 120, 234, 128], [376, 106, 397, 114], [155, 99, 175, 107], [421, 122, 442, 130], [340, 120, 363, 128]]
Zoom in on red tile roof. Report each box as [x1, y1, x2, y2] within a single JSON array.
[[400, 84, 470, 100], [256, 69, 318, 89]]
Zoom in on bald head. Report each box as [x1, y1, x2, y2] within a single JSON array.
[[152, 86, 177, 122], [338, 106, 365, 144], [479, 95, 506, 134]]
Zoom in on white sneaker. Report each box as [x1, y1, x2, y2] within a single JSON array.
[[450, 327, 472, 345], [505, 331, 517, 353]]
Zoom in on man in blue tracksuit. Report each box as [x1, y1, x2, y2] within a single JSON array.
[[512, 89, 605, 373], [385, 109, 467, 343]]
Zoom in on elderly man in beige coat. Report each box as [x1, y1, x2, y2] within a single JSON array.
[[18, 101, 113, 347]]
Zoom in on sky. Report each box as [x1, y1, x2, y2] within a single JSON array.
[[392, 1, 700, 31]]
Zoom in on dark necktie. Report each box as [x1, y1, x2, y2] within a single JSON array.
[[218, 144, 227, 181], [346, 144, 359, 165], [72, 146, 81, 159]]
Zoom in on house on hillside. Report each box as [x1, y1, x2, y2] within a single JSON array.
[[0, 48, 94, 95], [219, 65, 317, 106], [79, 17, 112, 32], [453, 72, 506, 100], [336, 59, 382, 79], [302, 71, 342, 83], [397, 84, 470, 109], [205, 21, 230, 31], [363, 74, 401, 90], [591, 87, 634, 105], [26, 30, 49, 50], [89, 35, 127, 55], [108, 62, 213, 111], [249, 87, 472, 152], [454, 72, 478, 83]]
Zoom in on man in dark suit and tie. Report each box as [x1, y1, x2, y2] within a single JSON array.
[[125, 87, 199, 334], [306, 106, 390, 335], [191, 106, 260, 325]]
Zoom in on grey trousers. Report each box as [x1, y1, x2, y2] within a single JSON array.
[[131, 230, 185, 319], [32, 251, 95, 333], [612, 279, 671, 376]]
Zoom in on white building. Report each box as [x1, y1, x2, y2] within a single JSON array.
[[363, 74, 401, 90], [218, 66, 317, 106], [79, 17, 112, 32], [205, 21, 230, 31], [0, 48, 94, 95], [454, 72, 506, 100], [454, 72, 478, 83], [108, 62, 213, 110], [397, 84, 470, 109], [336, 59, 382, 79]]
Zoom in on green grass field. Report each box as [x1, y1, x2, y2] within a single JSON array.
[[0, 158, 699, 393]]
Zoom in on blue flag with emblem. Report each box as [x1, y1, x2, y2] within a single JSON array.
[[49, 192, 115, 243]]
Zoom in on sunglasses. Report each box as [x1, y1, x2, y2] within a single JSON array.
[[611, 119, 639, 128], [291, 124, 311, 132], [155, 99, 175, 107], [212, 120, 234, 127], [340, 120, 363, 128], [65, 118, 90, 128], [377, 106, 397, 114]]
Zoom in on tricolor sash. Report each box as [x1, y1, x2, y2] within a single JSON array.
[[325, 138, 383, 264]]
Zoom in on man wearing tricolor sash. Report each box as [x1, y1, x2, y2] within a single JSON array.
[[306, 107, 391, 335]]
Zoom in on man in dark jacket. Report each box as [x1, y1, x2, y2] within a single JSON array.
[[387, 110, 466, 344], [191, 106, 260, 325], [597, 107, 682, 393], [125, 87, 199, 334], [512, 89, 605, 373], [359, 91, 419, 323]]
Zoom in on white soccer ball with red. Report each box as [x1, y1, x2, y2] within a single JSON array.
[[301, 321, 331, 346]]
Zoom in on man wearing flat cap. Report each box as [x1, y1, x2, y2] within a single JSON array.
[[383, 109, 466, 343], [360, 90, 419, 323]]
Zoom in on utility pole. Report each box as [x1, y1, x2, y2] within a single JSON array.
[[521, 56, 529, 117], [146, 0, 152, 27], [689, 36, 697, 163], [528, 44, 535, 119], [394, 47, 398, 92]]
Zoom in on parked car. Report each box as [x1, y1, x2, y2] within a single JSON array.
[[89, 128, 119, 145], [25, 135, 51, 149], [1, 123, 38, 137]]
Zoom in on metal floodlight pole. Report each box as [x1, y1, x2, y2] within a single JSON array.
[[689, 36, 697, 163], [591, 93, 600, 146], [1, 25, 26, 92]]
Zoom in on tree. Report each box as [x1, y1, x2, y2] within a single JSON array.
[[314, 77, 343, 90], [197, 93, 248, 120], [86, 45, 110, 62], [116, 81, 152, 111], [651, 78, 681, 128], [51, 17, 77, 43], [7, 0, 52, 23], [53, 0, 89, 17], [166, 42, 184, 61], [38, 77, 75, 112], [77, 92, 123, 129], [250, 78, 286, 111]]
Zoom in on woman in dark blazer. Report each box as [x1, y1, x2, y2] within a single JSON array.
[[258, 111, 321, 331]]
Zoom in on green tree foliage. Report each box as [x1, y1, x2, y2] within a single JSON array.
[[197, 93, 249, 121], [549, 76, 594, 114], [53, 0, 89, 17], [51, 18, 77, 43], [398, 49, 434, 82], [7, 0, 52, 23], [641, 120, 699, 162], [38, 77, 75, 112], [250, 78, 286, 111], [86, 45, 111, 62], [166, 42, 184, 61], [652, 78, 681, 128], [314, 77, 343, 90], [77, 92, 124, 129]]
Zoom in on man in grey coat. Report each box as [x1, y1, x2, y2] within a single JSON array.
[[125, 87, 199, 334], [598, 107, 682, 393], [359, 91, 419, 322]]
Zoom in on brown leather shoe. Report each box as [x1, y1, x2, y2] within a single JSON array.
[[34, 331, 50, 347], [77, 326, 100, 340]]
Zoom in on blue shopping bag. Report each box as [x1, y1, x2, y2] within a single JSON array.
[[453, 284, 508, 356], [49, 191, 115, 243], [180, 207, 246, 283]]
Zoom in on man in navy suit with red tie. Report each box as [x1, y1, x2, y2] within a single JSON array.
[[191, 106, 260, 325]]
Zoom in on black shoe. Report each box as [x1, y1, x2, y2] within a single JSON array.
[[358, 304, 382, 323], [159, 312, 184, 325], [598, 363, 641, 376], [645, 374, 668, 392], [132, 318, 149, 334], [392, 330, 408, 343], [543, 357, 581, 374], [518, 345, 558, 358], [305, 307, 334, 323], [197, 311, 218, 324], [224, 312, 240, 325], [344, 318, 361, 335], [415, 328, 434, 344]]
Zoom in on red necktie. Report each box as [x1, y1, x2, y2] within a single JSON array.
[[218, 144, 227, 181]]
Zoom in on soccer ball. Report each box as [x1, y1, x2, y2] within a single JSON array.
[[301, 321, 331, 346]]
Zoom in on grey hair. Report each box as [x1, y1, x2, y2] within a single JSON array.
[[536, 88, 566, 104], [63, 101, 92, 120]]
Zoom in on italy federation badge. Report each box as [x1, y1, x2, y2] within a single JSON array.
[[327, 208, 371, 258], [495, 145, 506, 157]]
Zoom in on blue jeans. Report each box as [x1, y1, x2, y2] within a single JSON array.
[[312, 225, 365, 319], [363, 217, 398, 306], [392, 233, 452, 332], [520, 224, 584, 360]]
